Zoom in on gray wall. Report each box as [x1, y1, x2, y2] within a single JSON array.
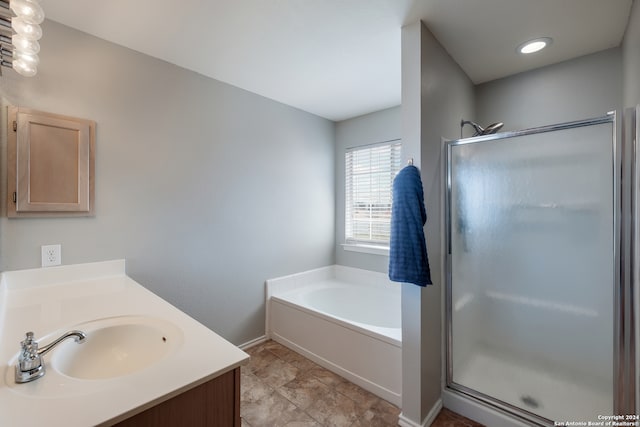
[[0, 20, 335, 345], [334, 106, 401, 273], [623, 0, 640, 108], [476, 48, 622, 131], [400, 21, 475, 425]]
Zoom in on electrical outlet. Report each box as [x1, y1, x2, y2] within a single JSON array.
[[41, 244, 61, 267]]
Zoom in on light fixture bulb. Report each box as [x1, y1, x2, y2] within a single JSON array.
[[12, 34, 40, 55], [12, 57, 38, 77], [13, 51, 40, 67], [10, 0, 45, 24], [517, 37, 553, 55], [11, 16, 43, 40]]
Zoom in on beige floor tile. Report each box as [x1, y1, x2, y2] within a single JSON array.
[[286, 351, 321, 372], [241, 370, 273, 403], [277, 371, 332, 410], [246, 346, 280, 374], [282, 422, 323, 427], [368, 397, 401, 423], [305, 388, 361, 427], [335, 381, 379, 410], [243, 388, 322, 427], [308, 365, 347, 388], [349, 415, 397, 427], [241, 388, 297, 427], [276, 404, 323, 427], [263, 340, 299, 361], [254, 357, 299, 389]]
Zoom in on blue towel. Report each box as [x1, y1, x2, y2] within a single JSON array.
[[388, 165, 432, 286]]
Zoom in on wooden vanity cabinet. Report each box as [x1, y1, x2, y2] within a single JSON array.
[[113, 368, 241, 427]]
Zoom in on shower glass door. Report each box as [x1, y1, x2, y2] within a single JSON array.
[[446, 116, 616, 424]]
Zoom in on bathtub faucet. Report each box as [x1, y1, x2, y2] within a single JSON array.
[[15, 330, 86, 384]]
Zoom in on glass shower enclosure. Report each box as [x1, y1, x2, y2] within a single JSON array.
[[445, 113, 636, 425]]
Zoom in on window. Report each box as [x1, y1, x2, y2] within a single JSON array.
[[345, 140, 402, 247]]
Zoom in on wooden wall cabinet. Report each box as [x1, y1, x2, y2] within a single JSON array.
[[7, 106, 95, 217]]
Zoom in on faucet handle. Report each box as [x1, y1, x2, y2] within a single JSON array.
[[15, 331, 45, 383], [18, 332, 42, 370], [20, 332, 39, 359]]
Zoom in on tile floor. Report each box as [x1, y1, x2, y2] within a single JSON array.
[[241, 340, 484, 427]]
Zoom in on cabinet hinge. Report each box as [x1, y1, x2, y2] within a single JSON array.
[[13, 120, 17, 132], [12, 192, 17, 203]]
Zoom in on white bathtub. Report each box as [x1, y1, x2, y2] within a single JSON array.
[[266, 265, 402, 406]]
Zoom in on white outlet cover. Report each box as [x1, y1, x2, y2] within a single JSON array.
[[41, 244, 62, 267]]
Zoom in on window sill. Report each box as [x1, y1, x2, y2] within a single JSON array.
[[341, 243, 389, 256]]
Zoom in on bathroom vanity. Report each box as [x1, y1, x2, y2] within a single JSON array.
[[0, 260, 249, 426]]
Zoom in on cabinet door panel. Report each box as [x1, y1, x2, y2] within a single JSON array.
[[8, 106, 95, 217]]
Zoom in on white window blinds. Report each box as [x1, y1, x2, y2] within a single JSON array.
[[345, 140, 402, 246]]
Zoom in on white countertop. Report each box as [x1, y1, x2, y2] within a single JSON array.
[[0, 260, 249, 426]]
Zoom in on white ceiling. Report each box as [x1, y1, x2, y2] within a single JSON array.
[[43, 0, 633, 122]]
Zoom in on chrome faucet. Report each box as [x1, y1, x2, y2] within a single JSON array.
[[15, 330, 86, 384]]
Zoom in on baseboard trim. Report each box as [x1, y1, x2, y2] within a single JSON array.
[[238, 335, 267, 350], [398, 398, 443, 427]]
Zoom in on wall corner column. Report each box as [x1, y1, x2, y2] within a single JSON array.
[[400, 18, 475, 426]]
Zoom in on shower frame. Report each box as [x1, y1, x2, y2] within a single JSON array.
[[443, 112, 637, 426]]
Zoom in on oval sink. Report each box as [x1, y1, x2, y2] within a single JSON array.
[[49, 316, 183, 380]]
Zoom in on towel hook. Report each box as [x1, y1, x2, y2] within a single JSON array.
[[407, 158, 414, 166]]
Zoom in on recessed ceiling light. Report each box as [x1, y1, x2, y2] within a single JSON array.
[[518, 37, 553, 54]]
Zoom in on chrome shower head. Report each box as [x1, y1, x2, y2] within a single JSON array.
[[483, 122, 504, 135], [460, 119, 504, 137]]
